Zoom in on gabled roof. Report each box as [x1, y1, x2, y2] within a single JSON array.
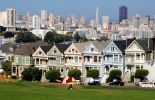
[[14, 41, 48, 56], [40, 45, 53, 54], [136, 39, 151, 52], [114, 39, 134, 53], [0, 42, 19, 53], [55, 43, 70, 53], [74, 42, 89, 53], [93, 40, 111, 52]]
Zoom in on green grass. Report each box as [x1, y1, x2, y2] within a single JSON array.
[[0, 82, 155, 100]]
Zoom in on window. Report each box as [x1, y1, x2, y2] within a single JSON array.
[[13, 67, 16, 73], [99, 56, 102, 62], [79, 57, 82, 62], [94, 56, 97, 62], [36, 58, 39, 64], [114, 66, 118, 69], [72, 49, 74, 52], [87, 56, 90, 62], [91, 48, 94, 51], [136, 65, 140, 69], [136, 53, 140, 60], [74, 57, 78, 63], [39, 51, 41, 54], [114, 55, 118, 62], [111, 46, 114, 51], [54, 50, 57, 53], [61, 69, 63, 72], [141, 65, 143, 69]]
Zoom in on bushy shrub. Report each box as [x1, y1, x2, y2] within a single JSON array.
[[87, 69, 99, 81], [45, 70, 60, 82], [135, 69, 149, 81], [22, 67, 42, 81], [107, 69, 122, 82], [68, 69, 82, 80]]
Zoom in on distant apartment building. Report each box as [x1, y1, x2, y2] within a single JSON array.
[[32, 15, 41, 29], [0, 8, 16, 31]]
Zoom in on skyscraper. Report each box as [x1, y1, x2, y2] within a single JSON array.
[[102, 16, 109, 29], [96, 6, 99, 25], [119, 5, 128, 23], [41, 10, 48, 28], [41, 10, 48, 21], [6, 8, 16, 31], [32, 15, 41, 29], [7, 8, 16, 27]]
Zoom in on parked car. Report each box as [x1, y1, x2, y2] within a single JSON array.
[[88, 81, 101, 86], [109, 80, 124, 86]]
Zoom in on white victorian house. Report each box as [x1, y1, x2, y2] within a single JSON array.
[[125, 39, 153, 82], [64, 42, 88, 74], [83, 41, 111, 83]]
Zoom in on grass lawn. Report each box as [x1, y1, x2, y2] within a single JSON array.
[[0, 82, 155, 100]]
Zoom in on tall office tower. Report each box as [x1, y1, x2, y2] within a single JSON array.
[[96, 6, 99, 25], [54, 16, 61, 25], [119, 5, 128, 23], [41, 10, 48, 21], [102, 16, 109, 29], [41, 10, 48, 28], [79, 16, 86, 25], [26, 11, 33, 28], [70, 14, 77, 26], [132, 15, 140, 28], [32, 15, 41, 29], [49, 13, 55, 28], [6, 8, 16, 31], [90, 19, 96, 27]]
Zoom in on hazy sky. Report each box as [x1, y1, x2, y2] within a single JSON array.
[[0, 0, 155, 20]]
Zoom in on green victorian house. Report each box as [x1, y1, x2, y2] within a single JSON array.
[[11, 41, 47, 79]]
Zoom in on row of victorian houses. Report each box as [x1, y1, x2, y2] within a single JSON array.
[[1, 38, 155, 83]]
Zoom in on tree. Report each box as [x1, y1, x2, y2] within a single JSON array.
[[107, 69, 122, 82], [45, 70, 60, 82], [73, 32, 81, 42], [22, 67, 42, 81], [1, 60, 12, 76], [87, 69, 99, 81], [0, 26, 6, 32], [16, 32, 41, 43], [44, 31, 72, 44], [44, 31, 55, 44], [4, 31, 14, 38], [135, 69, 149, 81], [68, 69, 82, 80]]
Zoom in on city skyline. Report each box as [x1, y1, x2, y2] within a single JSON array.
[[0, 0, 155, 21]]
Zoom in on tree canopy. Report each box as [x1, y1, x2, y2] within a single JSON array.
[[0, 26, 6, 32], [107, 69, 122, 82], [4, 31, 14, 38], [16, 32, 41, 43], [135, 69, 149, 81], [87, 69, 99, 81], [22, 67, 42, 81], [44, 31, 72, 44], [45, 70, 60, 82], [68, 69, 82, 80], [2, 60, 12, 76]]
